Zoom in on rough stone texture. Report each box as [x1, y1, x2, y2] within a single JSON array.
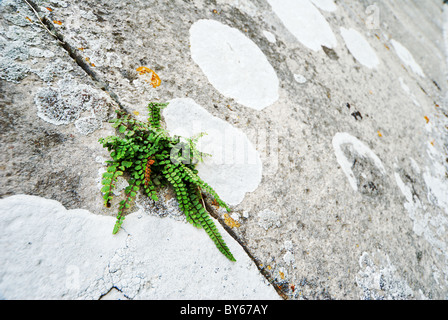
[[0, 195, 279, 299], [0, 0, 117, 213], [1, 0, 448, 300]]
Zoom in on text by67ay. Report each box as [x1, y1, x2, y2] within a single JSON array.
[[180, 304, 268, 317]]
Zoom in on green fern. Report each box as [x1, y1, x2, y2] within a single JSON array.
[[98, 102, 235, 261]]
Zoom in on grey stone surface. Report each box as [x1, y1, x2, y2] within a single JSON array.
[[0, 0, 117, 213], [1, 0, 447, 300]]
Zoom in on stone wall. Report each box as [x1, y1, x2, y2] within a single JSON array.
[[1, 0, 447, 300]]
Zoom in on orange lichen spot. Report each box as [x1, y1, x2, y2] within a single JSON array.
[[374, 34, 380, 40], [377, 131, 382, 137], [211, 199, 219, 207], [384, 44, 390, 50], [150, 72, 161, 88], [430, 140, 435, 146], [290, 285, 295, 292], [424, 116, 429, 123], [25, 16, 33, 23], [85, 57, 90, 62], [90, 63, 95, 67], [435, 103, 439, 108], [369, 90, 373, 95], [136, 67, 161, 88], [279, 271, 285, 280], [267, 265, 272, 270], [78, 47, 85, 51], [136, 66, 151, 74], [46, 7, 53, 12], [133, 111, 140, 116], [212, 9, 218, 14], [223, 214, 240, 228], [53, 20, 62, 25]]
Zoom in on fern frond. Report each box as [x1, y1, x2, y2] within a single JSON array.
[[99, 101, 236, 261], [100, 164, 123, 207], [112, 179, 138, 234], [181, 164, 230, 212], [148, 102, 168, 128], [188, 185, 235, 261]]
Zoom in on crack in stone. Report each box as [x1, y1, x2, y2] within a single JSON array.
[[203, 194, 288, 300], [98, 286, 130, 300], [25, 0, 129, 114]]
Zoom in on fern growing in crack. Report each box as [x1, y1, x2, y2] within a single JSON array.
[[98, 102, 236, 261]]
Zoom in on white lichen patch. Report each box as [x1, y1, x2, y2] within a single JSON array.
[[84, 49, 123, 69], [356, 251, 414, 300], [282, 241, 295, 265], [163, 98, 263, 206], [0, 4, 60, 83], [267, 0, 337, 52], [422, 116, 448, 217], [398, 77, 410, 94], [189, 19, 279, 111], [390, 39, 425, 77], [28, 47, 55, 59], [257, 209, 281, 231], [2, 40, 30, 61], [340, 27, 379, 69], [282, 251, 295, 266], [0, 36, 58, 83], [394, 165, 448, 278], [423, 171, 448, 216], [0, 195, 128, 299], [74, 117, 102, 135], [393, 168, 427, 238], [32, 58, 74, 82], [293, 73, 307, 84], [332, 132, 386, 192], [34, 76, 110, 131], [398, 77, 421, 107], [0, 195, 280, 300], [1, 0, 35, 27], [0, 56, 30, 82], [3, 25, 43, 46], [392, 67, 448, 281], [262, 30, 276, 43], [283, 240, 294, 252], [409, 157, 421, 175]]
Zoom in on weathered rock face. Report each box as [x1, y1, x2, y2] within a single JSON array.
[[0, 1, 117, 213], [1, 0, 447, 300]]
